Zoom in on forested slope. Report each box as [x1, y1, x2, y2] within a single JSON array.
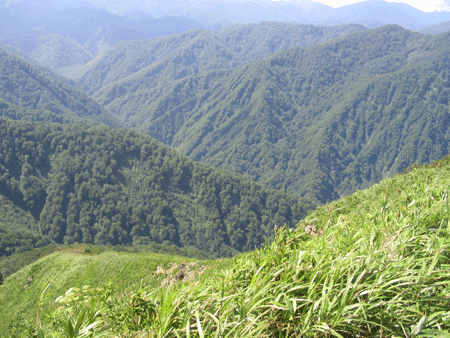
[[0, 117, 314, 258], [90, 25, 450, 202], [0, 48, 119, 126], [80, 22, 366, 92]]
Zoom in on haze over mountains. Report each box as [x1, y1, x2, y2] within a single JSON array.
[[419, 19, 450, 34], [1, 0, 450, 77], [86, 0, 450, 30], [0, 0, 204, 75]]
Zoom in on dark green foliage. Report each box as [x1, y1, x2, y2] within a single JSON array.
[[90, 25, 450, 203], [0, 193, 52, 258], [0, 117, 315, 258]]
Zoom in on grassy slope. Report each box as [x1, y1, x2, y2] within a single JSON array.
[[23, 156, 450, 337], [0, 247, 230, 337]]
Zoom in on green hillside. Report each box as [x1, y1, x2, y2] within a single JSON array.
[[91, 25, 450, 203], [0, 246, 229, 337], [0, 48, 119, 127], [8, 151, 450, 337], [0, 117, 314, 258]]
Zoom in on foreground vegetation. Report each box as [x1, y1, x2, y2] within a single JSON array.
[[9, 156, 448, 337], [0, 247, 231, 337]]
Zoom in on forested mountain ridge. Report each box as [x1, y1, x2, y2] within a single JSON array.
[[0, 117, 314, 258], [177, 26, 450, 202], [89, 25, 450, 203], [2, 0, 450, 79], [80, 22, 366, 92], [0, 48, 119, 126]]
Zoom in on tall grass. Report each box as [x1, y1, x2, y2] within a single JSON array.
[[32, 157, 450, 337]]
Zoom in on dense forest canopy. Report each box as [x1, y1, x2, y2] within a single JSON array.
[[83, 25, 450, 203], [0, 117, 315, 258]]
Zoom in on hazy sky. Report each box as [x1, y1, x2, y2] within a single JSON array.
[[316, 0, 450, 12]]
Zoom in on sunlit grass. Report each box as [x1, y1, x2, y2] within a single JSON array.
[[25, 157, 450, 336]]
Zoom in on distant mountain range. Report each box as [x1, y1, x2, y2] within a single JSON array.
[[0, 0, 204, 76], [2, 10, 450, 205], [86, 0, 450, 30], [1, 0, 450, 78], [0, 39, 315, 258], [419, 20, 450, 34]]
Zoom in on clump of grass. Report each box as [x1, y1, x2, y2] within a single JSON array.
[[34, 157, 450, 337]]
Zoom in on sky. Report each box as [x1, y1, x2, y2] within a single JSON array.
[[315, 0, 450, 12]]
